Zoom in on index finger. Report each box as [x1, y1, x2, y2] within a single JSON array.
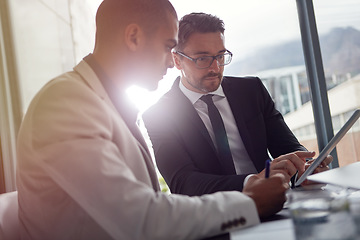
[[274, 153, 306, 173], [294, 151, 316, 160]]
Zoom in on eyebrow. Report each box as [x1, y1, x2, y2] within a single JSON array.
[[192, 49, 227, 55]]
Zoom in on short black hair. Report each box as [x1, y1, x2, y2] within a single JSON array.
[[176, 12, 225, 51]]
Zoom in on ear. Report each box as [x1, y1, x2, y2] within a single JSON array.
[[173, 52, 183, 70], [124, 23, 144, 51]]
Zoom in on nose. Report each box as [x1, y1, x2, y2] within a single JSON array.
[[208, 58, 220, 72]]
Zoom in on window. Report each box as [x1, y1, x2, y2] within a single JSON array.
[[314, 0, 360, 166]]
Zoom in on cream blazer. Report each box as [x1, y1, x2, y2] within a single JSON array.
[[16, 60, 260, 240]]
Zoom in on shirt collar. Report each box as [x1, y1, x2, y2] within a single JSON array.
[[179, 77, 225, 105]]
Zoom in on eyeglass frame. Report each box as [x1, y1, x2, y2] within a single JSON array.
[[174, 50, 233, 69]]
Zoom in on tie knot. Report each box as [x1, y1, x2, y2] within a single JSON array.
[[200, 94, 215, 105]]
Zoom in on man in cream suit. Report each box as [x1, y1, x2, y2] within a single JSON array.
[[16, 1, 290, 239]]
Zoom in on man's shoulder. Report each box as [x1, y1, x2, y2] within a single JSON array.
[[223, 76, 261, 86], [143, 90, 176, 120], [36, 71, 89, 101], [222, 76, 266, 94], [144, 81, 182, 114]]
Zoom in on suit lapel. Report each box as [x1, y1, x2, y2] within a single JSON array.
[[222, 78, 257, 165], [137, 142, 161, 191], [169, 78, 218, 155], [76, 57, 160, 191]]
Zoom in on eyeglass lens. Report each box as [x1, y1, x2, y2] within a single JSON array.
[[196, 53, 232, 68]]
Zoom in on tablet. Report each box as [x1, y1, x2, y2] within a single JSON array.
[[295, 109, 360, 186]]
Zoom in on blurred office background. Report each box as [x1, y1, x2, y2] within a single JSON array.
[[1, 0, 359, 193]]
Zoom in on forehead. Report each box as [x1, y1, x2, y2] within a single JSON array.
[[183, 32, 225, 54]]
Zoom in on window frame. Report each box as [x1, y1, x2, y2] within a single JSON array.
[[0, 0, 22, 192], [296, 0, 339, 167]]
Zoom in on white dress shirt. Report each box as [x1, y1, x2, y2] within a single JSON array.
[[180, 80, 257, 175]]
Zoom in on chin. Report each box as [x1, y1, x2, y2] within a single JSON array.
[[204, 82, 221, 92]]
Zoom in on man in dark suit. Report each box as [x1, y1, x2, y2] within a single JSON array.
[[143, 12, 331, 196]]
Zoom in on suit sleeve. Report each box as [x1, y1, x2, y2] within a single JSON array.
[[143, 106, 249, 196], [256, 78, 307, 157]]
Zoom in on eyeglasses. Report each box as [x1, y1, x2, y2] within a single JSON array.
[[175, 50, 233, 69]]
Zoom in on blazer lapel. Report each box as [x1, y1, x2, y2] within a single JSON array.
[[137, 143, 161, 191], [169, 78, 218, 155], [75, 58, 160, 191], [222, 78, 257, 166]]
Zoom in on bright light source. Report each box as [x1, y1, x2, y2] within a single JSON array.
[[126, 68, 180, 113]]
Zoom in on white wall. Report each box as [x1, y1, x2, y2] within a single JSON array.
[[9, 0, 96, 115], [0, 0, 97, 191]]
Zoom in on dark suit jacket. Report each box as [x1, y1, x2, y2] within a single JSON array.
[[143, 76, 305, 196]]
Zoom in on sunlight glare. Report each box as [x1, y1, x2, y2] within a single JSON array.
[[126, 68, 180, 113]]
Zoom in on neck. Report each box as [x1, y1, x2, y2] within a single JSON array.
[[92, 50, 130, 92], [180, 76, 209, 94]]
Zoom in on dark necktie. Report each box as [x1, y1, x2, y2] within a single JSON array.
[[201, 94, 236, 174]]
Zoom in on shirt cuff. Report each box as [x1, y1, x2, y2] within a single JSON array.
[[243, 174, 255, 188]]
